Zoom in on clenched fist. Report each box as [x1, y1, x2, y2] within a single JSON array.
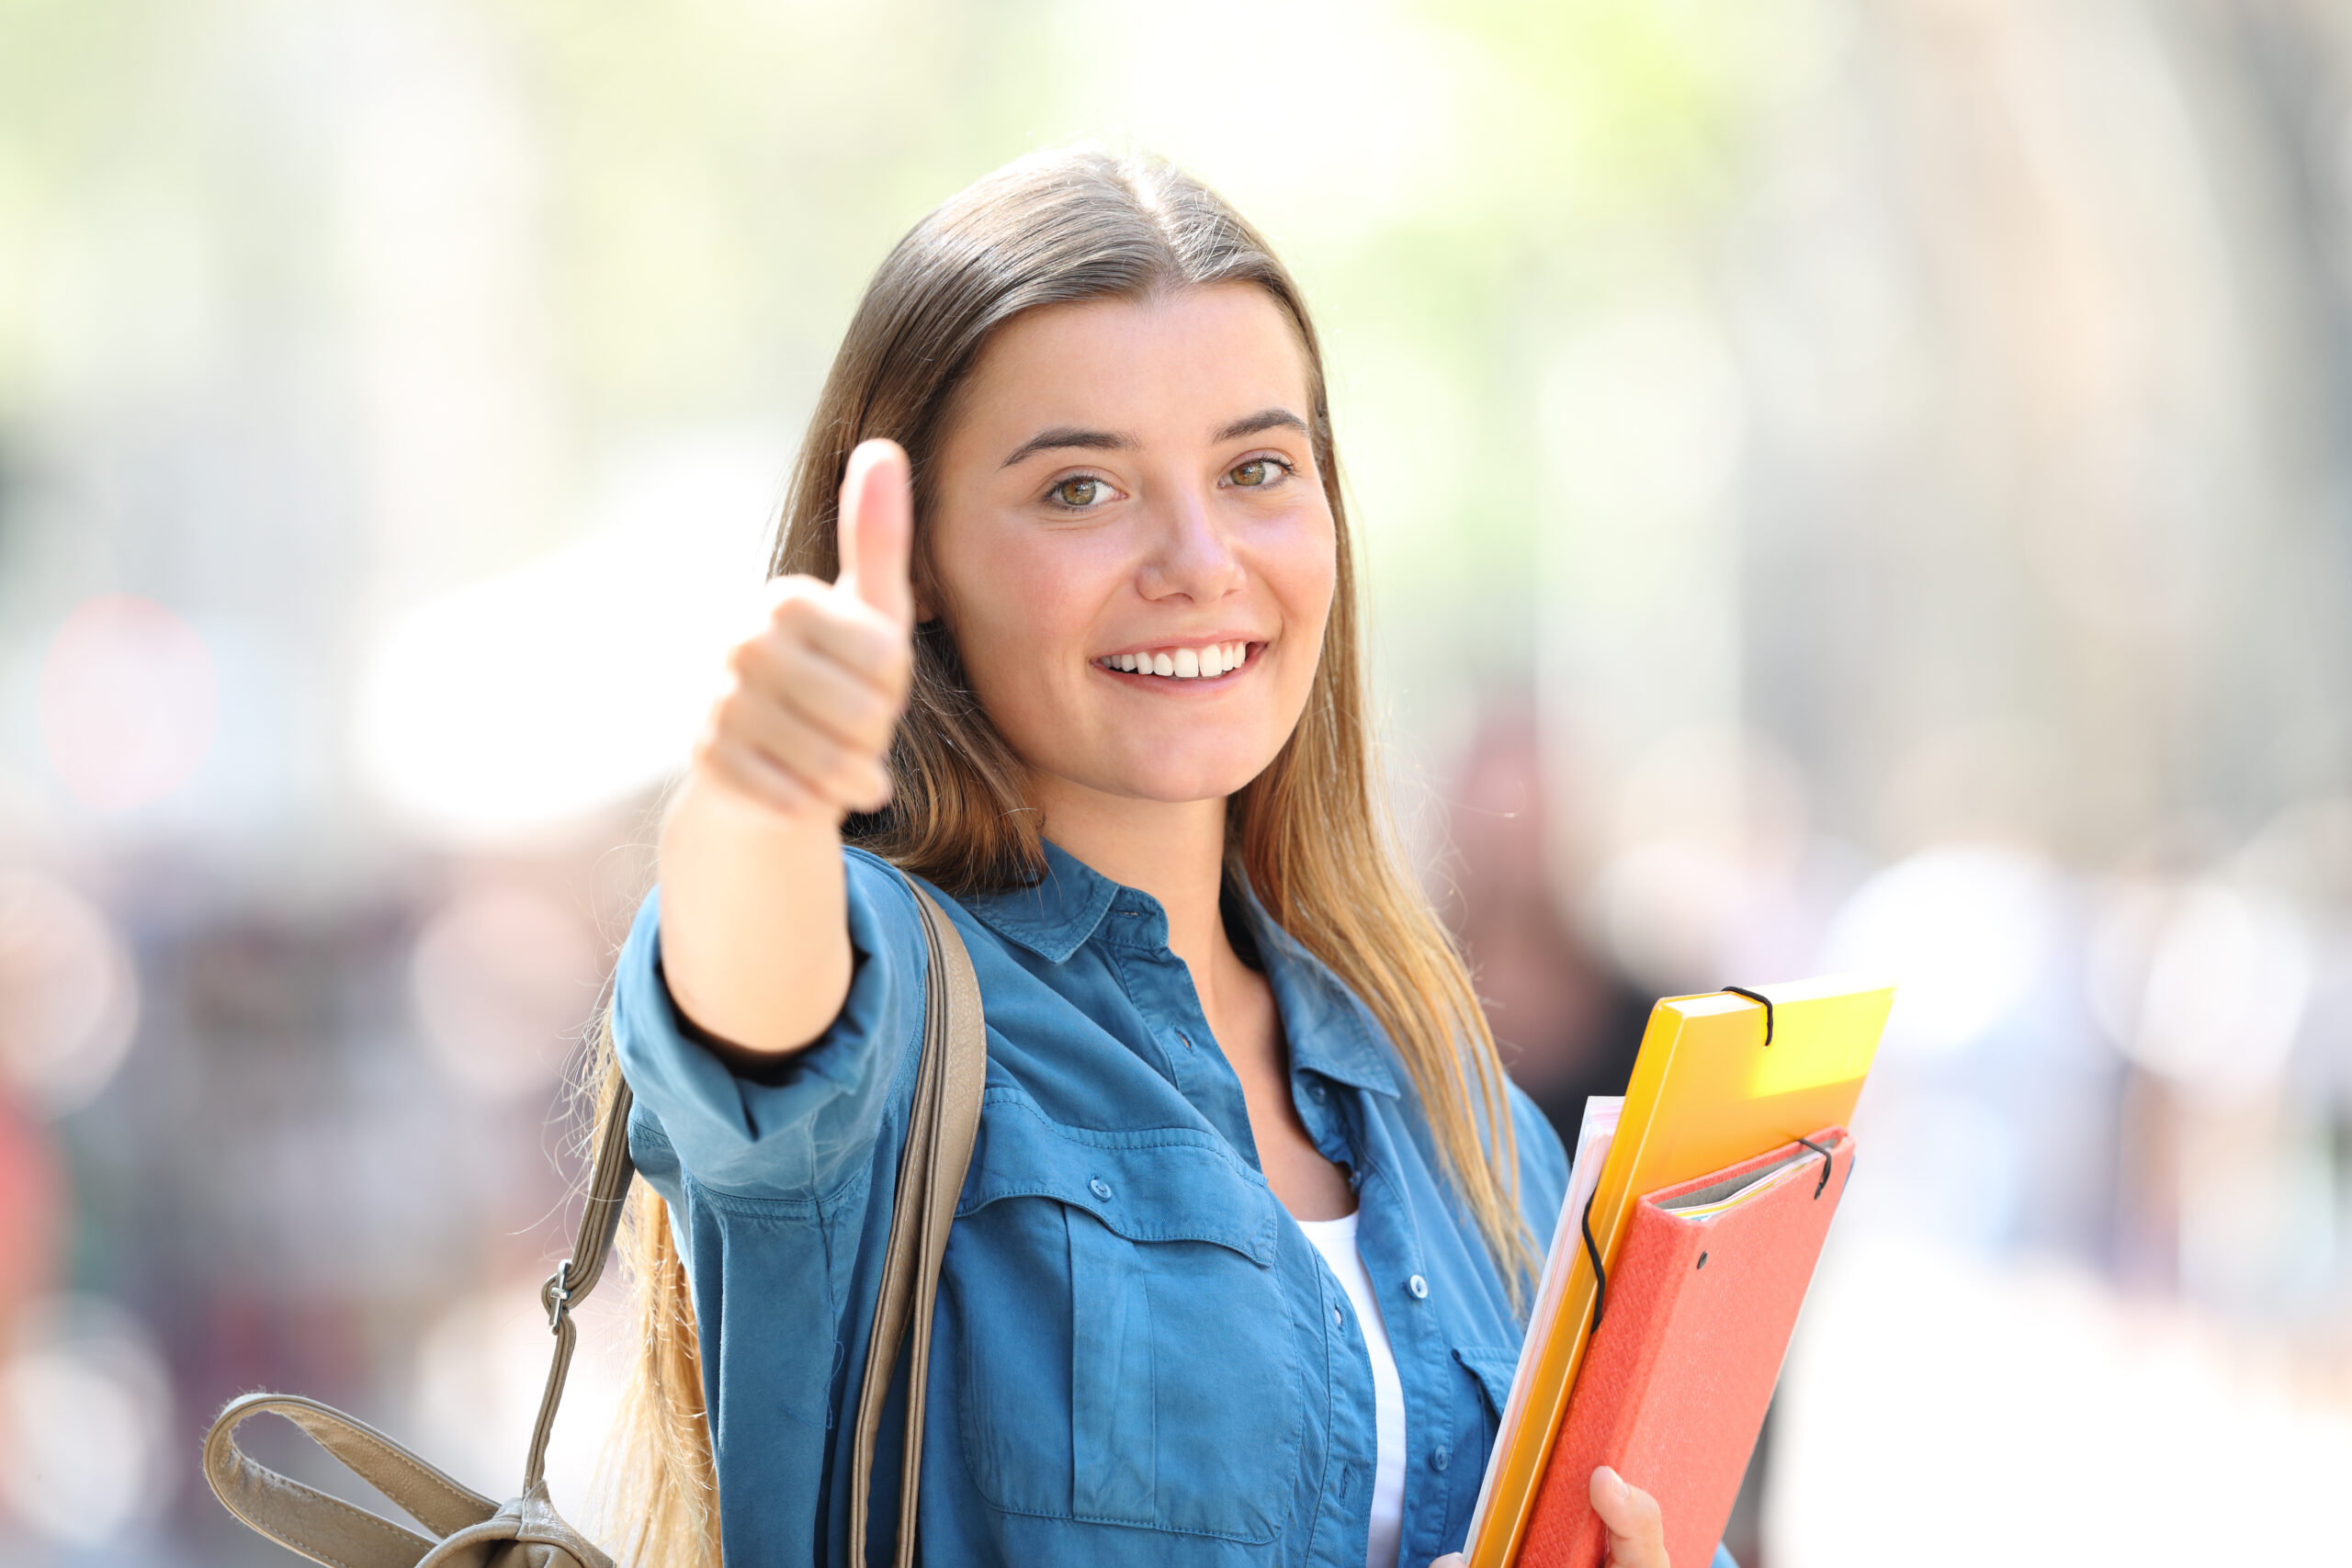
[[694, 439, 916, 820]]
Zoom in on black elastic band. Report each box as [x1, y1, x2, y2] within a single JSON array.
[[1579, 1190, 1607, 1332], [1722, 986, 1774, 1045], [1793, 1134, 1834, 1199]]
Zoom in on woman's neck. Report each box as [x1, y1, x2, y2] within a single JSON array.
[[1032, 780, 1238, 1010]]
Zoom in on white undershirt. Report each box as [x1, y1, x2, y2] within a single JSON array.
[[1295, 1210, 1406, 1568]]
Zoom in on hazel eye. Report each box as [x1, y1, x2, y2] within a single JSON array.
[[1048, 474, 1114, 509], [1227, 456, 1293, 489]]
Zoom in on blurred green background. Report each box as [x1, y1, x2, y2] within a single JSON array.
[[3, 1, 2350, 1562]]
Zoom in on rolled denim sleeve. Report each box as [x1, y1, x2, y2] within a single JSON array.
[[612, 847, 927, 1201]]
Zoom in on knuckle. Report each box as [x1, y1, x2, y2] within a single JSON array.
[[842, 685, 894, 736], [768, 587, 826, 634], [845, 616, 901, 669], [864, 661, 911, 711], [795, 730, 845, 778]]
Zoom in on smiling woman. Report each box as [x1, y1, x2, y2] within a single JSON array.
[[591, 148, 1695, 1568]]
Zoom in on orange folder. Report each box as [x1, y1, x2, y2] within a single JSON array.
[[1464, 977, 1894, 1568], [1521, 1128, 1855, 1567]]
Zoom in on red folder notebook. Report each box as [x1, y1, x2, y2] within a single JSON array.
[[1518, 1128, 1854, 1568]]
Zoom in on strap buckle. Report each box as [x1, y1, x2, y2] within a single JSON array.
[[540, 1262, 573, 1332]]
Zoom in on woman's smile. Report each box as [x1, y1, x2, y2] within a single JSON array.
[[1091, 638, 1261, 682]]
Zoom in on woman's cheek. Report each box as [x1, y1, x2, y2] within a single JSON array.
[[1261, 510, 1339, 647]]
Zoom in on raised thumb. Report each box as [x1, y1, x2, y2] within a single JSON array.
[[835, 438, 913, 627]]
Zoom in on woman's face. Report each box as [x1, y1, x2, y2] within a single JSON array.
[[924, 284, 1337, 810]]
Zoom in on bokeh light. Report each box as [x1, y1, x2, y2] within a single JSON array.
[[1820, 846, 2061, 1055], [36, 596, 219, 814], [0, 1294, 175, 1548], [0, 872, 141, 1117], [2090, 879, 2311, 1104]]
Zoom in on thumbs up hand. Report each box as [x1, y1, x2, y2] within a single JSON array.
[[695, 439, 916, 821]]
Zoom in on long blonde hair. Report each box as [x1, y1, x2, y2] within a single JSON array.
[[589, 146, 1532, 1567]]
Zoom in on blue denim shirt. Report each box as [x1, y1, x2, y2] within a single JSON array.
[[614, 842, 1727, 1567]]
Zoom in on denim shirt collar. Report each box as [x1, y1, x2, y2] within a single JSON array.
[[960, 839, 1400, 1099]]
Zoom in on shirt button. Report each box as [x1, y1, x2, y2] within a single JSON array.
[[1408, 1274, 1429, 1300], [1308, 1082, 1328, 1101], [1089, 1178, 1112, 1201], [1331, 1304, 1344, 1329], [1430, 1446, 1453, 1472]]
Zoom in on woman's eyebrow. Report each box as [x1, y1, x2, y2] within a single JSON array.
[[997, 409, 1307, 469], [1000, 426, 1133, 468], [1213, 408, 1310, 443]]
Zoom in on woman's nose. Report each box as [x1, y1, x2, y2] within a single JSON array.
[[1136, 488, 1245, 603]]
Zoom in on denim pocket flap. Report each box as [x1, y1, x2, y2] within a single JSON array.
[[1454, 1345, 1521, 1420], [956, 1089, 1281, 1265]]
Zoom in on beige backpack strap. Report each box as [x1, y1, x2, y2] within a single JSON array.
[[202, 1078, 637, 1566], [202, 1392, 499, 1568], [849, 881, 988, 1568], [526, 1075, 639, 1490]]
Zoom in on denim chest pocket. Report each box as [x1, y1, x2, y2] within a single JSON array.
[[948, 1097, 1307, 1543]]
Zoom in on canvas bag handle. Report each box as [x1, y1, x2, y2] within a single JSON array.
[[203, 877, 987, 1568]]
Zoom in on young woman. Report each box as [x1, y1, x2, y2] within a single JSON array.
[[597, 148, 1708, 1568]]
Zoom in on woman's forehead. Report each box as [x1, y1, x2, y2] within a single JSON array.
[[953, 285, 1314, 456]]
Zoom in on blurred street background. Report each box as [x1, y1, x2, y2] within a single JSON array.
[[4, 0, 2351, 1562]]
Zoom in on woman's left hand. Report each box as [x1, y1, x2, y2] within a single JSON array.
[[1427, 1465, 1669, 1568]]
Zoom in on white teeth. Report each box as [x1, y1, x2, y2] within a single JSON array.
[[1107, 643, 1253, 677]]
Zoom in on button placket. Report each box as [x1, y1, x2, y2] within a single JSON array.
[[1106, 940, 1255, 1156]]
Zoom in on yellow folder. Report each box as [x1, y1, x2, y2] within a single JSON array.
[[1464, 976, 1896, 1568]]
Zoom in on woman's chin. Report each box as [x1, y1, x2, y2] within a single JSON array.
[[1048, 749, 1276, 809]]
